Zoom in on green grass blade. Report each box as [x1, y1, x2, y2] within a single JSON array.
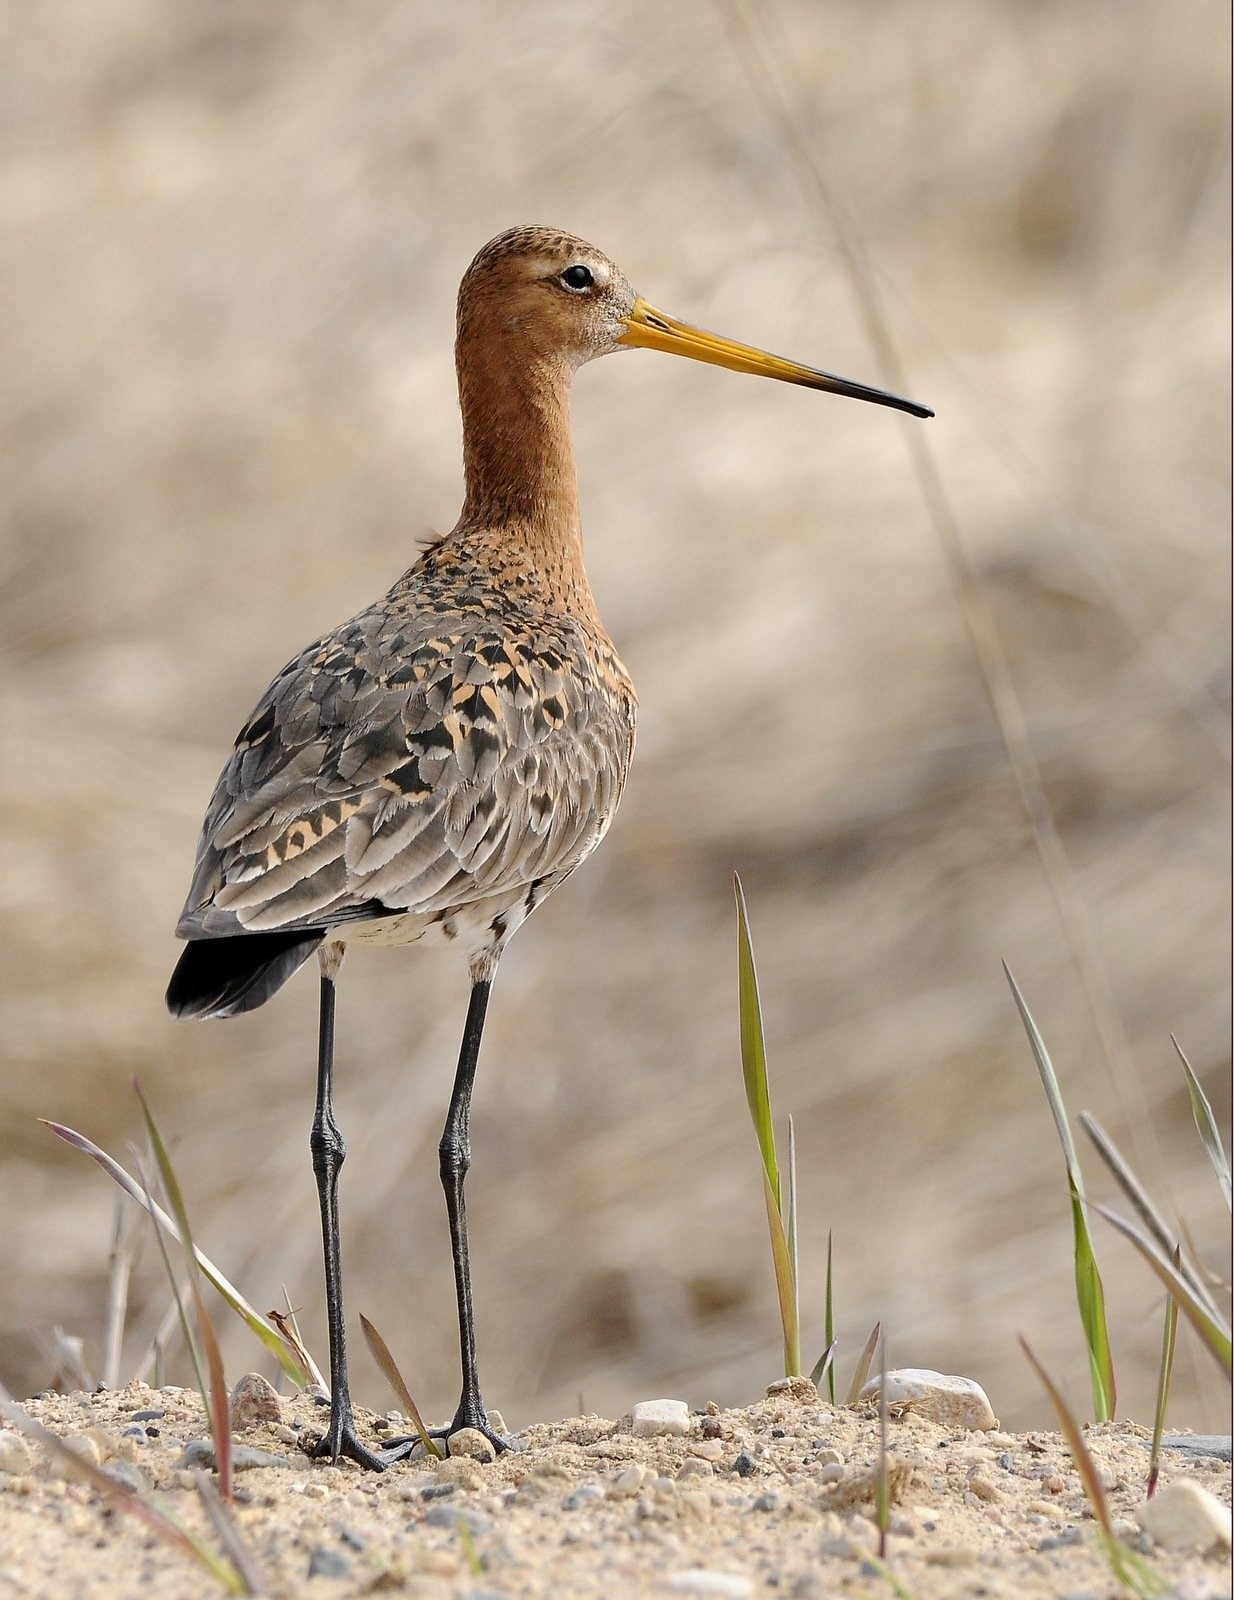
[[1005, 964, 1116, 1420], [1092, 1202, 1232, 1376], [735, 874, 781, 1214], [1147, 1247, 1181, 1498], [823, 1229, 836, 1403], [1081, 1112, 1222, 1320], [846, 1320, 881, 1407], [359, 1314, 444, 1460], [43, 1120, 308, 1385], [786, 1114, 800, 1365], [1019, 1338, 1166, 1598], [1173, 1037, 1232, 1212], [136, 1086, 233, 1501], [761, 1171, 801, 1376]]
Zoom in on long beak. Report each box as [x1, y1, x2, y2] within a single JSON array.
[[620, 298, 932, 419]]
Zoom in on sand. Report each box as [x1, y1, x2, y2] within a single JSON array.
[[0, 1379, 1228, 1599]]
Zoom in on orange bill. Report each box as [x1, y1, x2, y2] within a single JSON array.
[[621, 298, 932, 419]]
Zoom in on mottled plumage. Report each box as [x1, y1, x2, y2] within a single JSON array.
[[166, 225, 930, 1470]]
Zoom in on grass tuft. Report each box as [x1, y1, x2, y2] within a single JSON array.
[[1005, 964, 1116, 1420], [44, 1118, 309, 1385]]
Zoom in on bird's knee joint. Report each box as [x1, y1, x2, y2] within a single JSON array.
[[438, 1137, 470, 1182], [311, 1119, 346, 1172]]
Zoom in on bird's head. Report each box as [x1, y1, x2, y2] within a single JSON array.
[[458, 225, 932, 418]]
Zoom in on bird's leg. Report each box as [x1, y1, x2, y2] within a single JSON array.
[[430, 976, 510, 1453], [309, 953, 414, 1471]]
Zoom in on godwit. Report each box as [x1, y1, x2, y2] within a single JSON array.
[[166, 226, 931, 1468]]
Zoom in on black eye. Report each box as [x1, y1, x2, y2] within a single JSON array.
[[560, 264, 594, 291]]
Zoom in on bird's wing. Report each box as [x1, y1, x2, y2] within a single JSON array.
[[176, 600, 635, 939]]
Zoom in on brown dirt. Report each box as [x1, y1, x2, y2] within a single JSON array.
[[0, 1380, 1229, 1599]]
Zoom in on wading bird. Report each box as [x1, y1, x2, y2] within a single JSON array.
[[167, 226, 931, 1469]]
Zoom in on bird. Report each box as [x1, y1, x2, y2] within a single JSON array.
[[166, 225, 932, 1470]]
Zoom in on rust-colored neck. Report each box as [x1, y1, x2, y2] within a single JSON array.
[[455, 323, 594, 612]]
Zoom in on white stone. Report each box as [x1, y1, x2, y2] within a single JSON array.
[[1135, 1479, 1232, 1554], [666, 1572, 753, 1597], [859, 1369, 998, 1431], [0, 1432, 31, 1475], [45, 1433, 101, 1482], [631, 1398, 691, 1438]]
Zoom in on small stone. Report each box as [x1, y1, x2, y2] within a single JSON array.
[[765, 1377, 819, 1403], [632, 1399, 691, 1438], [612, 1465, 647, 1496], [966, 1467, 1003, 1503], [859, 1370, 997, 1431], [666, 1573, 753, 1597], [1037, 1527, 1082, 1551], [176, 1440, 297, 1472], [690, 1438, 725, 1461], [303, 1482, 329, 1500], [819, 1463, 844, 1485], [815, 1448, 843, 1468], [1136, 1479, 1233, 1554], [1042, 1473, 1066, 1494], [731, 1453, 757, 1477], [230, 1373, 283, 1431], [562, 1483, 604, 1509], [1159, 1435, 1232, 1464], [46, 1434, 101, 1482], [677, 1458, 714, 1480], [130, 1409, 165, 1422], [307, 1546, 350, 1579], [424, 1504, 492, 1535], [0, 1434, 31, 1475], [923, 1547, 978, 1567], [486, 1410, 507, 1435], [751, 1491, 781, 1512], [448, 1427, 496, 1463]]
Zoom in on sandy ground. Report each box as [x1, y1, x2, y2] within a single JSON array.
[[0, 1380, 1229, 1600], [1, 0, 1229, 1442]]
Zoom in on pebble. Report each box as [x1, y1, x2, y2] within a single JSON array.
[[859, 1369, 998, 1431], [424, 1504, 492, 1535], [230, 1373, 283, 1431], [666, 1572, 753, 1597], [307, 1546, 350, 1579], [1036, 1527, 1082, 1551], [966, 1466, 1003, 1503], [1135, 1479, 1233, 1554], [751, 1492, 781, 1512], [1159, 1435, 1232, 1464], [690, 1438, 725, 1462], [632, 1399, 691, 1438], [0, 1434, 31, 1475], [815, 1448, 843, 1468], [731, 1453, 757, 1477], [176, 1440, 297, 1472], [678, 1458, 714, 1481], [449, 1427, 496, 1464], [819, 1463, 843, 1485], [611, 1465, 648, 1497], [562, 1483, 604, 1509]]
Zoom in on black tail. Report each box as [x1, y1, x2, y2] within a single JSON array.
[[166, 929, 324, 1020]]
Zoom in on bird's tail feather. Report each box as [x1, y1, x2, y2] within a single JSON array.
[[166, 929, 324, 1020]]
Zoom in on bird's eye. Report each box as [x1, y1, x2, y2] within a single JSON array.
[[560, 264, 594, 292]]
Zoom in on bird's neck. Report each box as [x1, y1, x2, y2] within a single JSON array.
[[455, 339, 594, 612]]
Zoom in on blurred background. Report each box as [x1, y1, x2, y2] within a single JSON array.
[[1, 0, 1229, 1432]]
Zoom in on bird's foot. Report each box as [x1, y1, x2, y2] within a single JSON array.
[[423, 1400, 513, 1457], [309, 1412, 419, 1472]]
